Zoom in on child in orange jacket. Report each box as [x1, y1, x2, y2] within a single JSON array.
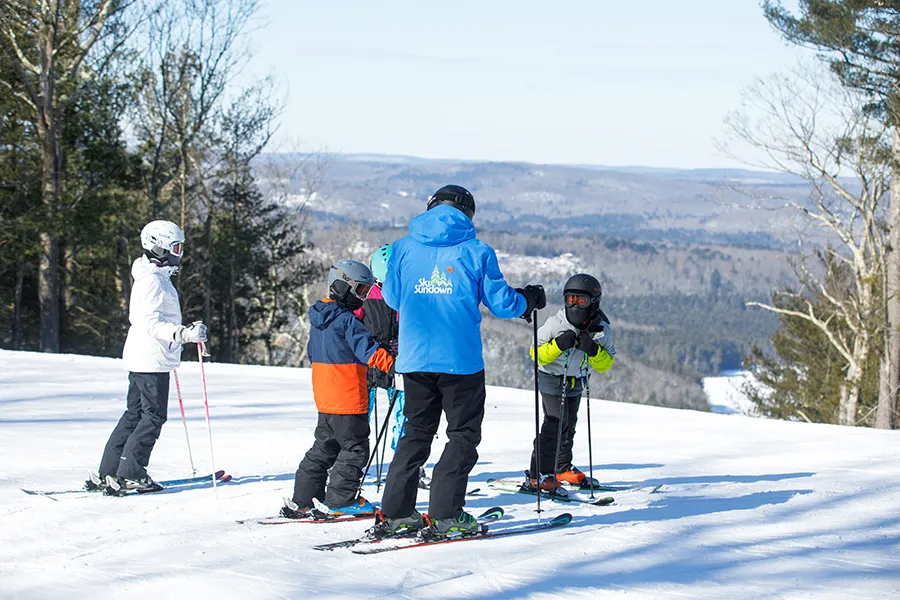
[[281, 259, 394, 518]]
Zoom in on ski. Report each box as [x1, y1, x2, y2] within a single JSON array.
[[351, 512, 573, 555], [239, 512, 375, 525], [21, 470, 230, 499], [560, 481, 664, 494], [485, 479, 614, 506], [313, 506, 505, 552]]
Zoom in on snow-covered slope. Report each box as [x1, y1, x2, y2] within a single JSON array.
[[1, 350, 899, 599]]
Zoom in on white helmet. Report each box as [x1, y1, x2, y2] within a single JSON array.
[[140, 220, 185, 267]]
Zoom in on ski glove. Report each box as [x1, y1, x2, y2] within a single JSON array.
[[576, 330, 600, 356], [517, 284, 547, 322], [554, 330, 577, 351], [175, 321, 208, 345]]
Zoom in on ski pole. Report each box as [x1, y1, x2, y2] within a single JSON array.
[[585, 374, 595, 499], [360, 387, 401, 494], [377, 388, 395, 493], [373, 389, 382, 485], [197, 340, 218, 498], [531, 310, 542, 516], [172, 368, 197, 476]]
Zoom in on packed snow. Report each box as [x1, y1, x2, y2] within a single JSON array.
[[2, 349, 900, 599]]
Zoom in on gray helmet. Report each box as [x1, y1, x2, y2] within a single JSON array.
[[327, 259, 375, 300]]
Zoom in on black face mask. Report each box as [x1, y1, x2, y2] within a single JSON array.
[[341, 293, 363, 311], [565, 304, 595, 329], [330, 281, 363, 311]]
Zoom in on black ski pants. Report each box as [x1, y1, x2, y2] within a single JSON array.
[[99, 372, 170, 480], [530, 393, 581, 476], [292, 412, 369, 509], [380, 370, 485, 520]]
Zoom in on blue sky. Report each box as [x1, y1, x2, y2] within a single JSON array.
[[247, 1, 806, 169]]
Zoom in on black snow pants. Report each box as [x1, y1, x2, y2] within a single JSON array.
[[380, 370, 485, 520], [529, 393, 581, 476], [99, 372, 170, 480], [292, 412, 370, 509]]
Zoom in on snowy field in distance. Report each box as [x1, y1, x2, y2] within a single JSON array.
[[2, 349, 900, 599], [702, 369, 758, 416]]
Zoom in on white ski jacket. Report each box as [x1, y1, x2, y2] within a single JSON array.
[[122, 256, 183, 373]]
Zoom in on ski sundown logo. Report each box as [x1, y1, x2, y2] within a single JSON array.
[[414, 266, 453, 295]]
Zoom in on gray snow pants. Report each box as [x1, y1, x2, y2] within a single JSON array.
[[99, 372, 170, 480]]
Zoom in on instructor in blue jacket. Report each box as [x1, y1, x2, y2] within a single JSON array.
[[372, 184, 545, 538]]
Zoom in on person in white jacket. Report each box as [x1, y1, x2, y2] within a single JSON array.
[[93, 220, 208, 494]]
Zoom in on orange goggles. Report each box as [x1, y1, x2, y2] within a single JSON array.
[[564, 292, 591, 308]]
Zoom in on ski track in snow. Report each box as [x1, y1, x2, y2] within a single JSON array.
[[1, 349, 900, 599]]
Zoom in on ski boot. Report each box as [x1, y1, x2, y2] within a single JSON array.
[[84, 472, 109, 492], [555, 465, 586, 486], [365, 509, 424, 540], [556, 466, 601, 489], [420, 510, 484, 540], [279, 498, 312, 519], [322, 496, 375, 517], [522, 472, 568, 497], [105, 474, 164, 496]]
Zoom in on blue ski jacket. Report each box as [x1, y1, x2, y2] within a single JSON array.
[[383, 205, 526, 374]]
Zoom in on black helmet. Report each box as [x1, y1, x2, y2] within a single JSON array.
[[426, 184, 476, 220], [564, 274, 602, 301], [563, 273, 602, 328]]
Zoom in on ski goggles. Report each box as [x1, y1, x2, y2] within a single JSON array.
[[564, 292, 592, 308], [351, 281, 373, 299], [171, 242, 183, 256]]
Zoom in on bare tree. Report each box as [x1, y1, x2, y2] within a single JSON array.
[[0, 0, 139, 352], [722, 63, 890, 426], [131, 0, 259, 226], [248, 150, 331, 366]]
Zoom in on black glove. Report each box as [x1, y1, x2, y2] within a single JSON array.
[[517, 284, 547, 322], [576, 330, 600, 356], [554, 330, 577, 351], [369, 367, 394, 390]]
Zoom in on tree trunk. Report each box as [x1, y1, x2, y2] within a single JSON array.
[[36, 40, 62, 353], [60, 240, 74, 342], [876, 126, 900, 429], [227, 258, 236, 362], [846, 339, 872, 426], [838, 380, 852, 425], [203, 211, 212, 330], [12, 241, 25, 350], [878, 353, 891, 426], [37, 116, 62, 352]]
